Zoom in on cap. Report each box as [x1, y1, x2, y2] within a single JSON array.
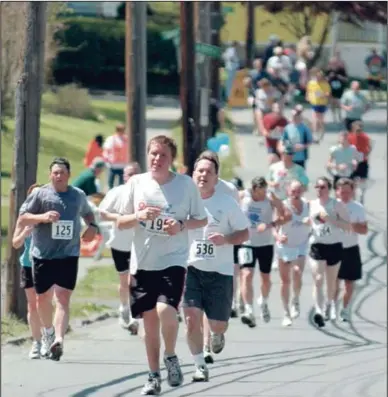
[[90, 157, 106, 170]]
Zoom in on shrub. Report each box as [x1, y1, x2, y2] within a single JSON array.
[[45, 84, 97, 120]]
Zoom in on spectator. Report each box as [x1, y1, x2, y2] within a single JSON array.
[[295, 36, 314, 95], [83, 135, 104, 168], [364, 48, 386, 103], [103, 124, 129, 189], [222, 41, 240, 101], [72, 157, 106, 197], [250, 58, 270, 88], [280, 105, 313, 169], [263, 34, 280, 69], [266, 46, 292, 84]]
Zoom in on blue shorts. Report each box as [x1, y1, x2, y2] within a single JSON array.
[[276, 242, 308, 262], [312, 105, 327, 113]]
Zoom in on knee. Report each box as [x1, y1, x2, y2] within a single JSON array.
[[261, 274, 271, 287], [27, 299, 38, 314], [209, 320, 227, 334], [280, 276, 291, 287], [184, 310, 202, 334], [37, 290, 52, 305], [241, 270, 253, 284], [313, 273, 324, 287], [292, 265, 302, 278], [55, 290, 71, 308], [344, 281, 354, 294]]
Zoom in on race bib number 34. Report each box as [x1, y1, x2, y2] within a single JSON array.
[[192, 240, 215, 259], [51, 221, 74, 240], [238, 247, 253, 265], [145, 215, 170, 236]]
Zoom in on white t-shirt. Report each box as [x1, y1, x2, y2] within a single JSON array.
[[339, 199, 366, 248], [118, 172, 207, 274], [254, 88, 282, 113], [99, 184, 133, 252], [330, 144, 362, 177], [309, 198, 346, 245], [215, 179, 239, 202], [267, 55, 292, 81], [103, 135, 127, 169], [278, 198, 310, 247], [240, 195, 274, 247], [188, 191, 249, 276]]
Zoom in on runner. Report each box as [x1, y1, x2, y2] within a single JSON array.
[[183, 153, 249, 382], [348, 121, 372, 204], [116, 135, 207, 396], [309, 176, 350, 327], [267, 144, 309, 201], [99, 162, 141, 334], [335, 178, 368, 322], [239, 177, 289, 327], [327, 131, 361, 188], [306, 67, 331, 142], [12, 184, 53, 359], [275, 180, 310, 326], [364, 48, 386, 103], [18, 157, 98, 361]]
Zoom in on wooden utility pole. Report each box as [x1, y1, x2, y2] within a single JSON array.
[[246, 2, 255, 68], [180, 2, 197, 175], [5, 3, 47, 320], [125, 2, 134, 161]]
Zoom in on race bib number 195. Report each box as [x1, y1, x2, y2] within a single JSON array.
[[51, 220, 74, 240], [145, 215, 170, 236], [192, 240, 215, 259]]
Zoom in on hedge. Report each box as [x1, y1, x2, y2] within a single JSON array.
[[52, 17, 179, 94]]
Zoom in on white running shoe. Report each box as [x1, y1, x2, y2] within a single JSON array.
[[128, 319, 139, 335], [211, 333, 225, 354], [118, 306, 130, 329], [29, 340, 41, 359], [260, 302, 271, 323], [40, 330, 55, 358], [290, 299, 300, 319], [340, 308, 349, 322], [282, 314, 292, 327]]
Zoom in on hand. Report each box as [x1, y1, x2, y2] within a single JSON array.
[[271, 182, 280, 188], [81, 225, 97, 242], [344, 105, 353, 112], [269, 191, 278, 201], [42, 211, 60, 223], [302, 217, 311, 226], [136, 206, 161, 221], [257, 223, 268, 233], [293, 143, 305, 151], [22, 225, 34, 237], [262, 129, 270, 138], [277, 234, 288, 244], [337, 163, 348, 171], [163, 219, 181, 236], [208, 232, 226, 246], [318, 211, 329, 223]]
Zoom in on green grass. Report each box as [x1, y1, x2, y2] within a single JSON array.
[[2, 265, 118, 339]]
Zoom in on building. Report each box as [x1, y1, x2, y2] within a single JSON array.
[[66, 2, 121, 18]]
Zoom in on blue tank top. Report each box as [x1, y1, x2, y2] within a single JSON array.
[[20, 236, 32, 268]]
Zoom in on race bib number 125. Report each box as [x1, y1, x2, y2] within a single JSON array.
[[51, 220, 74, 240]]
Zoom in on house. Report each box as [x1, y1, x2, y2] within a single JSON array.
[[66, 2, 122, 18]]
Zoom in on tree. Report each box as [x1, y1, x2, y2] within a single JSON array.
[[245, 2, 387, 67], [0, 2, 67, 125]]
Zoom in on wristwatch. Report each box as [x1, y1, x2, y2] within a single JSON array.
[[178, 220, 185, 232], [89, 222, 98, 229]]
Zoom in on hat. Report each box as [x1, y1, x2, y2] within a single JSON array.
[[90, 157, 106, 170], [283, 144, 294, 155]]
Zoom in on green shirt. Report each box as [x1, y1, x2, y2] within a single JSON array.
[[72, 169, 97, 196]]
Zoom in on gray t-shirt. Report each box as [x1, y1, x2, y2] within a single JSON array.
[[19, 184, 92, 259]]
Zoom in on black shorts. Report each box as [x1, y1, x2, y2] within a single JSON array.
[[309, 243, 343, 266], [331, 89, 345, 99], [367, 79, 381, 88], [344, 118, 361, 132], [239, 245, 274, 274], [20, 267, 34, 289], [183, 266, 233, 322], [293, 160, 306, 169], [32, 256, 79, 295], [233, 245, 240, 264], [338, 245, 362, 281], [351, 160, 369, 179], [111, 248, 130, 273], [130, 266, 186, 319]]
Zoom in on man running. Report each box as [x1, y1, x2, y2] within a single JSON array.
[[239, 177, 289, 327], [99, 162, 141, 333], [183, 153, 249, 382], [116, 135, 207, 396], [308, 177, 350, 327], [275, 180, 310, 326], [335, 178, 368, 322], [18, 157, 98, 361]]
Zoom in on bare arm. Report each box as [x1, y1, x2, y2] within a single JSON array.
[[184, 218, 208, 230], [82, 212, 97, 226], [351, 222, 368, 235], [12, 221, 29, 249], [225, 228, 249, 245], [18, 213, 46, 226]]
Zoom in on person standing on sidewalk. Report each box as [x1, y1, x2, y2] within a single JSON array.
[[116, 135, 207, 395], [103, 124, 129, 189], [99, 162, 141, 334], [18, 157, 98, 361]]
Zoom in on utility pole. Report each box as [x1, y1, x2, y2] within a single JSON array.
[[246, 2, 255, 68], [5, 3, 47, 320], [210, 2, 221, 138], [125, 2, 134, 161], [132, 2, 147, 171], [180, 2, 196, 175], [197, 2, 212, 151]]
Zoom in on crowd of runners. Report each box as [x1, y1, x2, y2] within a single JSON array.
[[13, 125, 371, 395]]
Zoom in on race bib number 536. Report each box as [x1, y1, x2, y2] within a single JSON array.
[[192, 240, 215, 259], [51, 221, 74, 240]]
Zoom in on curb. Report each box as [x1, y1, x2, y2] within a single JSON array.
[[4, 310, 118, 347]]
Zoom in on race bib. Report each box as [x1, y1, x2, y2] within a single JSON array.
[[370, 65, 380, 74], [145, 214, 170, 236], [238, 247, 253, 265], [192, 240, 215, 259], [317, 224, 331, 237], [331, 81, 341, 89], [51, 220, 74, 240]]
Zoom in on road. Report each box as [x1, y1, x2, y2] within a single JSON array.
[[2, 105, 387, 397]]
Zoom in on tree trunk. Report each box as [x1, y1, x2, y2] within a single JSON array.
[[308, 14, 333, 68], [245, 2, 255, 68]]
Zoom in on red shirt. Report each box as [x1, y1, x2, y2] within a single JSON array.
[[348, 132, 370, 160], [263, 113, 289, 140]]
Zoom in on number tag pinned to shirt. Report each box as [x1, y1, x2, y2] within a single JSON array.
[[51, 221, 74, 240], [317, 224, 331, 237], [145, 214, 170, 236], [238, 247, 253, 265], [192, 240, 216, 259]]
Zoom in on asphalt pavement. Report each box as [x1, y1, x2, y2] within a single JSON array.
[[2, 104, 387, 397]]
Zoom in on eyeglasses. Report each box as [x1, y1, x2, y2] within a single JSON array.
[[315, 185, 327, 190]]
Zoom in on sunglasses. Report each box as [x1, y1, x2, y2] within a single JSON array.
[[315, 185, 327, 190]]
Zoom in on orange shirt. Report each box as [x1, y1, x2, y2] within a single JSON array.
[[84, 140, 103, 167], [348, 132, 370, 160]]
